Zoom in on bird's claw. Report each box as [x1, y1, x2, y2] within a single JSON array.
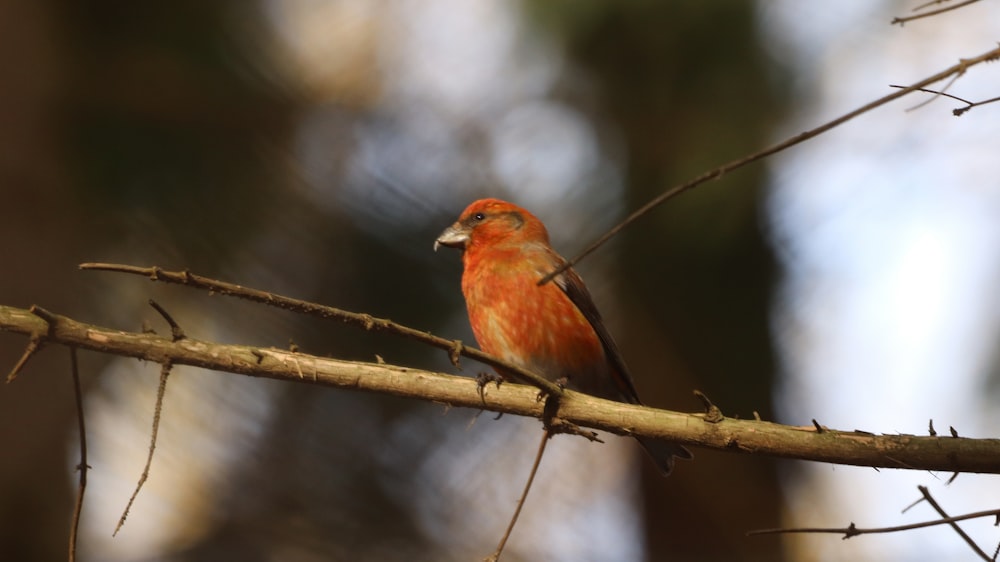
[[476, 371, 504, 402]]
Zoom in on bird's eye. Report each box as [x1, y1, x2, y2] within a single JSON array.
[[473, 212, 486, 222]]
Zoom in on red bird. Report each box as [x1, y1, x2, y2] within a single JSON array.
[[435, 198, 691, 475]]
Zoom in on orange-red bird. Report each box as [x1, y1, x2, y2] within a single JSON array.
[[435, 198, 691, 475]]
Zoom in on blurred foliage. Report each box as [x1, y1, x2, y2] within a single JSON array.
[[0, 1, 787, 561]]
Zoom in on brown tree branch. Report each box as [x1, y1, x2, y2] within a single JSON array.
[[78, 262, 563, 397], [2, 304, 1000, 474]]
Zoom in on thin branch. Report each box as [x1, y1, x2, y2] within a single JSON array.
[[892, 0, 983, 26], [2, 304, 1000, 473], [748, 508, 1000, 538], [538, 44, 1000, 285], [78, 263, 563, 398], [68, 348, 88, 562], [485, 428, 552, 562], [113, 362, 172, 536], [917, 485, 993, 561]]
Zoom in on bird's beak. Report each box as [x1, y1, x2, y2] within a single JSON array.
[[434, 223, 469, 252]]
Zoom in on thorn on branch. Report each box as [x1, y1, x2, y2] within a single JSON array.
[[693, 390, 724, 423], [950, 426, 959, 438], [843, 522, 860, 539], [148, 300, 185, 342], [929, 419, 937, 436], [30, 305, 59, 327], [812, 419, 827, 434], [7, 305, 59, 382], [7, 337, 44, 383]]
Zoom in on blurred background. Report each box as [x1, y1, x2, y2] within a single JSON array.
[[1, 1, 998, 561]]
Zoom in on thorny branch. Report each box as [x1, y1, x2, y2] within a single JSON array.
[[750, 486, 1000, 562], [3, 303, 1000, 474], [78, 262, 563, 398]]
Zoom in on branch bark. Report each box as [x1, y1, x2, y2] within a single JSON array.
[[3, 304, 999, 474]]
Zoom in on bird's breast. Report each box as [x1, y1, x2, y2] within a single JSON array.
[[461, 258, 605, 383]]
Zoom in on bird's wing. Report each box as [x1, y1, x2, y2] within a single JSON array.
[[546, 255, 643, 404]]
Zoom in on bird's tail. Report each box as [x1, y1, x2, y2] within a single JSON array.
[[635, 437, 692, 477]]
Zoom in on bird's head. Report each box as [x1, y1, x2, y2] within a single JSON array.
[[434, 198, 549, 253]]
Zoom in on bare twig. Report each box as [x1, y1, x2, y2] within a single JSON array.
[[68, 348, 88, 562], [888, 82, 1000, 116], [114, 362, 172, 536], [485, 428, 552, 562], [917, 485, 993, 561], [748, 507, 1000, 538], [892, 0, 983, 26], [148, 299, 185, 341], [79, 263, 562, 398], [539, 44, 1000, 284]]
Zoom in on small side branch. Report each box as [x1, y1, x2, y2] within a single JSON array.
[[892, 0, 983, 26], [889, 85, 1000, 116], [114, 362, 173, 536], [916, 485, 994, 561], [79, 263, 562, 397], [68, 348, 88, 562]]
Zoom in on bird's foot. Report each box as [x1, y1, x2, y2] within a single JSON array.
[[476, 371, 504, 403]]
